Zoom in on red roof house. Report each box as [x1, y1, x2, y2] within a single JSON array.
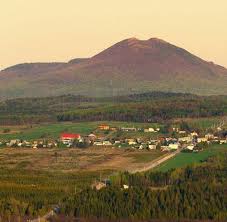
[[60, 133, 81, 140]]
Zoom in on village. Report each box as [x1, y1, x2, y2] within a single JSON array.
[[0, 123, 227, 153]]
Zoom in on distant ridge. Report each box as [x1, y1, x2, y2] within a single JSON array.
[[1, 37, 227, 98]]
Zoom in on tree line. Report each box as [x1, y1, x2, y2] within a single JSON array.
[[0, 92, 227, 125]]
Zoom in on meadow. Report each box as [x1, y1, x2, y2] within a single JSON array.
[[0, 121, 162, 140], [156, 144, 227, 172]]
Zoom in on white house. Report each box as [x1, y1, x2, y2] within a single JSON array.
[[186, 144, 195, 151], [148, 144, 157, 150], [103, 141, 112, 146], [126, 139, 137, 145], [168, 143, 179, 150], [220, 139, 227, 144], [191, 131, 198, 137], [123, 184, 129, 189], [178, 136, 192, 143], [144, 128, 157, 133]]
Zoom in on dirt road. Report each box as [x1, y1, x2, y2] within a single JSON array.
[[128, 149, 181, 173]]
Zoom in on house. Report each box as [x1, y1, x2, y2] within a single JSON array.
[[205, 133, 215, 140], [123, 184, 129, 189], [110, 127, 117, 131], [125, 139, 137, 145], [103, 141, 112, 146], [148, 144, 157, 150], [186, 144, 195, 151], [88, 133, 96, 139], [191, 131, 198, 137], [121, 127, 137, 132], [197, 137, 208, 143], [8, 139, 20, 147], [98, 124, 110, 130], [168, 143, 179, 150], [178, 136, 192, 143], [144, 128, 157, 133], [179, 130, 187, 134], [149, 128, 155, 132], [139, 144, 144, 150], [220, 139, 227, 144], [88, 134, 97, 142], [60, 133, 81, 145], [114, 140, 121, 144]]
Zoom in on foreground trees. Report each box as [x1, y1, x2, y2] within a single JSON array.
[[61, 154, 227, 221]]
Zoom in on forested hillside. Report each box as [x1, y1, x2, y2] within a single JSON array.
[[60, 153, 227, 221], [0, 92, 227, 125]]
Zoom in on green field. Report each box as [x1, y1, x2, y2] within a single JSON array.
[[156, 144, 227, 172], [0, 121, 162, 140], [126, 151, 164, 163]]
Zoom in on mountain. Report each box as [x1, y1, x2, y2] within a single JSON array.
[[1, 37, 227, 98]]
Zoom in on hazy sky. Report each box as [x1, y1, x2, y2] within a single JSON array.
[[1, 0, 227, 70]]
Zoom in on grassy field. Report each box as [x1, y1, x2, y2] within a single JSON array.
[[156, 144, 227, 172], [1, 117, 226, 141], [0, 121, 162, 140], [126, 151, 165, 163], [0, 147, 164, 173]]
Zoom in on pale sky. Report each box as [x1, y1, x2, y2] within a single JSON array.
[[0, 0, 227, 70]]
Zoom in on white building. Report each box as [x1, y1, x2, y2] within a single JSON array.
[[103, 141, 112, 146], [178, 136, 192, 143], [186, 144, 195, 151], [148, 144, 157, 150], [168, 143, 179, 150], [191, 131, 198, 137]]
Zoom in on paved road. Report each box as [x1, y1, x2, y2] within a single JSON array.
[[128, 149, 181, 174]]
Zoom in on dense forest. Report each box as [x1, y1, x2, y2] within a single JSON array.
[[60, 153, 227, 221], [0, 92, 227, 125], [0, 168, 110, 221]]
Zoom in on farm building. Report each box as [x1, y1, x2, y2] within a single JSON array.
[[60, 133, 81, 144]]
